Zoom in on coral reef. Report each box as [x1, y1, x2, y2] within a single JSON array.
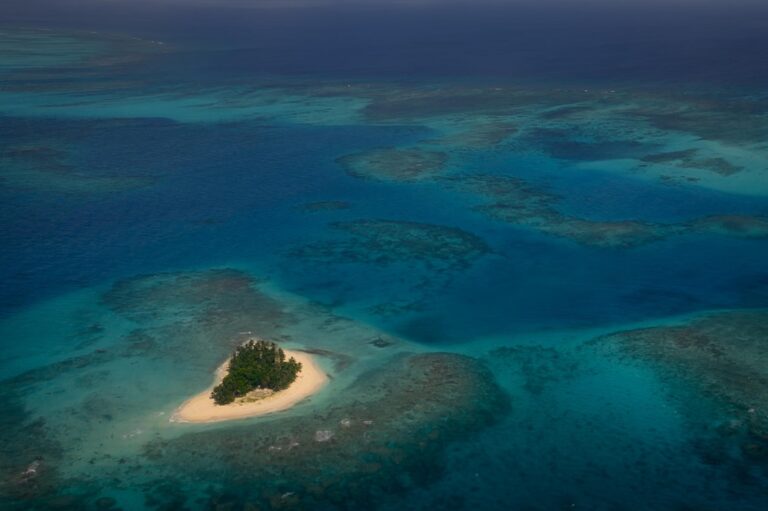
[[691, 215, 768, 239], [300, 201, 351, 212], [0, 143, 152, 193], [641, 149, 743, 176], [431, 121, 518, 149], [0, 28, 164, 107], [624, 93, 768, 146], [485, 345, 582, 395], [337, 147, 447, 182], [523, 127, 657, 162], [591, 310, 768, 473], [440, 174, 670, 248], [0, 390, 64, 508], [141, 352, 509, 509], [101, 269, 290, 328], [290, 219, 489, 269], [440, 174, 768, 248]]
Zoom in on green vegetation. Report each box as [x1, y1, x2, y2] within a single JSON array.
[[211, 340, 302, 405]]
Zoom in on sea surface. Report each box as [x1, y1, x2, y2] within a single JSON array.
[[2, 1, 768, 510]]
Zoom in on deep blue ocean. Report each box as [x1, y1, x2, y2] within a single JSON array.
[[1, 1, 768, 510]]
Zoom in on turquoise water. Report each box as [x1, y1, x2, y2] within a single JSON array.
[[2, 3, 768, 510]]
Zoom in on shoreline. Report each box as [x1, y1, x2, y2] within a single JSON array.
[[171, 349, 328, 423]]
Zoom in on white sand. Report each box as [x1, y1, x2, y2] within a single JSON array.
[[171, 349, 327, 423]]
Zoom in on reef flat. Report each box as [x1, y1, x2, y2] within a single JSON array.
[[142, 352, 508, 510], [2, 267, 511, 510]]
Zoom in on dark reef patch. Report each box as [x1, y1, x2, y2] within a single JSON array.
[[101, 269, 289, 328], [4, 349, 118, 389], [337, 147, 447, 182], [296, 348, 354, 373], [0, 142, 152, 193], [641, 149, 742, 176], [287, 219, 489, 318], [439, 174, 669, 248], [360, 87, 526, 121], [0, 389, 64, 509], [484, 345, 583, 396], [439, 174, 768, 248], [625, 95, 768, 146], [352, 85, 588, 122], [99, 269, 296, 370], [525, 128, 656, 162], [300, 201, 351, 213], [641, 149, 699, 164], [290, 219, 489, 269], [140, 352, 509, 510], [539, 104, 594, 120], [0, 28, 165, 97], [432, 121, 518, 149], [691, 215, 768, 239]]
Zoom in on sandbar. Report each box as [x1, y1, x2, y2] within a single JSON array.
[[171, 349, 328, 423]]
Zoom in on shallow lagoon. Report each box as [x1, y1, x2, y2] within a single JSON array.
[[1, 4, 768, 509]]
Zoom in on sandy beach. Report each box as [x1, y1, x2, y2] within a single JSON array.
[[171, 349, 328, 423]]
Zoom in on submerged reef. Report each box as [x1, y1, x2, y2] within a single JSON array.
[[0, 28, 164, 92], [691, 215, 768, 239], [141, 352, 509, 510], [321, 83, 767, 248], [337, 147, 447, 182], [439, 174, 670, 248], [522, 127, 658, 162], [624, 92, 768, 146], [0, 117, 186, 195], [347, 85, 578, 122], [592, 310, 768, 476], [0, 141, 152, 193], [300, 201, 351, 213], [290, 219, 489, 269], [101, 269, 290, 329], [484, 345, 583, 396], [0, 391, 64, 508], [287, 219, 490, 316], [287, 218, 489, 314], [439, 174, 768, 248], [430, 121, 518, 149], [640, 149, 743, 176], [318, 82, 766, 195], [344, 83, 767, 154]]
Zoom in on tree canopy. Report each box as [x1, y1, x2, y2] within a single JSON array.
[[211, 340, 302, 405]]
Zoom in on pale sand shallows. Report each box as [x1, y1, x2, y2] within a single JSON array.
[[171, 349, 328, 423]]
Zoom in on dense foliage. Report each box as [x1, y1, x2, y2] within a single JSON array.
[[211, 340, 302, 405]]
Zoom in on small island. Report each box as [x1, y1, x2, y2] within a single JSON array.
[[211, 340, 302, 404], [172, 340, 328, 423]]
